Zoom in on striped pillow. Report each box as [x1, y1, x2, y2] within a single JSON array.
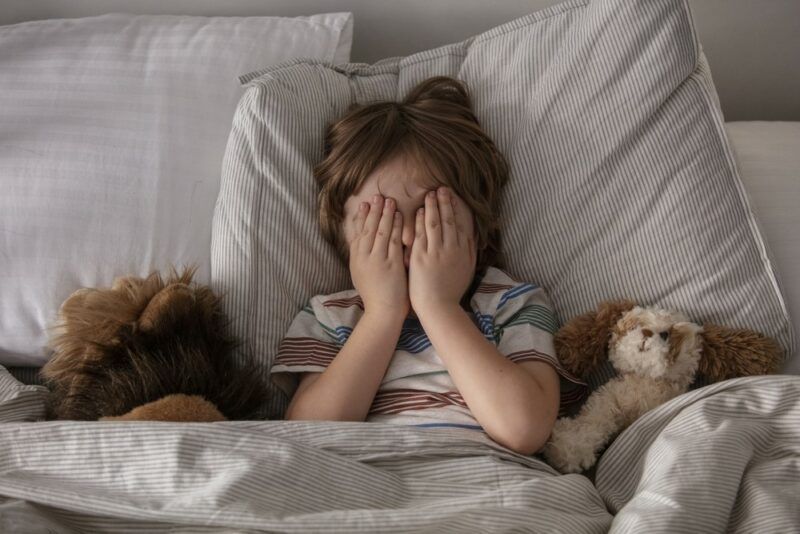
[[212, 0, 795, 418]]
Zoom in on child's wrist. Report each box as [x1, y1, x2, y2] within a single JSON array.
[[362, 307, 407, 327], [413, 299, 463, 322]]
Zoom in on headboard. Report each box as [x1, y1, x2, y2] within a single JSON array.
[[3, 0, 798, 121]]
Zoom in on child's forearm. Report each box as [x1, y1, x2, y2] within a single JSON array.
[[417, 303, 558, 455], [285, 310, 404, 422]]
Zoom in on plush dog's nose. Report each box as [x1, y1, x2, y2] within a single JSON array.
[[641, 329, 653, 338], [659, 331, 669, 341]]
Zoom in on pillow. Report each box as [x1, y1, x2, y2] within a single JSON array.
[[0, 12, 353, 366], [211, 0, 796, 419]]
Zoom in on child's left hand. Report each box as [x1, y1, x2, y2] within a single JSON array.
[[408, 186, 477, 316]]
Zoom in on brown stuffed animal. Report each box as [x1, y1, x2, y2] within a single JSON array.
[[40, 267, 269, 422], [542, 300, 784, 473]]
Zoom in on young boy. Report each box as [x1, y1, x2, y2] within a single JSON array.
[[270, 76, 585, 455]]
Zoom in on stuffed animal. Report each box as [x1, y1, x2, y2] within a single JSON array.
[[40, 267, 269, 422], [542, 300, 784, 473]]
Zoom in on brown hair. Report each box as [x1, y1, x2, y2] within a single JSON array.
[[314, 76, 509, 275]]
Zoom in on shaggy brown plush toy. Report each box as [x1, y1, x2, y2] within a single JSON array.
[[40, 267, 269, 422], [542, 300, 784, 473]]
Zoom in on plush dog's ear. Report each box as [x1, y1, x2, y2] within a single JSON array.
[[554, 299, 636, 379], [698, 324, 784, 382]]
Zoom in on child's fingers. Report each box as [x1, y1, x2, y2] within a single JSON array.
[[437, 187, 458, 248], [451, 192, 475, 243], [372, 197, 396, 255], [424, 190, 442, 249], [414, 206, 427, 254], [359, 194, 384, 253], [354, 201, 368, 237], [388, 210, 403, 261]]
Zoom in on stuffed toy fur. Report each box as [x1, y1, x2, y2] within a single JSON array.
[[543, 300, 784, 473], [40, 267, 269, 422]]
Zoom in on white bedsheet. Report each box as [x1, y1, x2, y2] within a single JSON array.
[[1, 366, 798, 532]]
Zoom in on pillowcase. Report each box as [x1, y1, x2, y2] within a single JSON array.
[[211, 0, 796, 419], [0, 12, 353, 366]]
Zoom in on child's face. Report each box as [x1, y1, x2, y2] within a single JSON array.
[[342, 154, 475, 269]]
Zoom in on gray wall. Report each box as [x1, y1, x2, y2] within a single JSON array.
[[3, 0, 798, 121]]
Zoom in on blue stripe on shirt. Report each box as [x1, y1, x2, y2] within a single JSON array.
[[333, 325, 353, 344], [472, 311, 497, 340], [397, 336, 433, 354], [496, 283, 538, 310]]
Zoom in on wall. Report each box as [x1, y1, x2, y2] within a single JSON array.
[[3, 0, 798, 121]]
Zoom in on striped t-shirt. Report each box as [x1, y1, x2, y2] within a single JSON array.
[[271, 266, 587, 431]]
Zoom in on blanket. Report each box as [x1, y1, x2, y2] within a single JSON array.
[[0, 369, 798, 533]]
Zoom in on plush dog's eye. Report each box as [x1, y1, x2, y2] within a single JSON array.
[[659, 331, 669, 340]]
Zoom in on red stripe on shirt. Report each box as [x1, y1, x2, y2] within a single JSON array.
[[474, 282, 514, 294], [322, 295, 364, 310], [369, 389, 468, 415], [276, 337, 340, 366]]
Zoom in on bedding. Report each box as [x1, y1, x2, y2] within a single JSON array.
[[211, 0, 795, 421], [0, 12, 353, 367], [0, 366, 798, 532]]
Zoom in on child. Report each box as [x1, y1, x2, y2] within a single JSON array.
[[270, 76, 585, 455]]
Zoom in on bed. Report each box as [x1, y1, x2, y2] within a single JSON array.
[[1, 1, 799, 532]]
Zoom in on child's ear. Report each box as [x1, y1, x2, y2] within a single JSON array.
[[555, 300, 636, 379], [698, 324, 784, 382]]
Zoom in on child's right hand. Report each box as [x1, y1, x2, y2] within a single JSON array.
[[349, 194, 409, 320]]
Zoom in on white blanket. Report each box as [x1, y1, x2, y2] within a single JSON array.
[[0, 369, 798, 532]]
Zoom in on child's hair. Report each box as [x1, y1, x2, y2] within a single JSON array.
[[314, 76, 509, 275]]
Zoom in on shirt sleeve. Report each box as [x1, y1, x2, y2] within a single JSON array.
[[270, 298, 342, 399], [490, 280, 588, 415]]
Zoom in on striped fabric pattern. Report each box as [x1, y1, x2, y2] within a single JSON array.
[[271, 266, 586, 426], [211, 0, 795, 420], [1, 368, 797, 531], [0, 367, 47, 423], [0, 12, 353, 368], [595, 376, 800, 532], [275, 337, 340, 367], [370, 388, 469, 415]]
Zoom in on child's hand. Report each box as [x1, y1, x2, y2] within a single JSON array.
[[349, 194, 410, 320], [408, 187, 476, 316]]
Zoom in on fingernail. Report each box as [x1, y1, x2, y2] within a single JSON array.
[[427, 191, 436, 200], [373, 194, 381, 203], [394, 212, 401, 220], [438, 187, 448, 197], [360, 202, 368, 211]]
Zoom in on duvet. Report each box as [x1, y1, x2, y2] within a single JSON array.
[[0, 369, 798, 533]]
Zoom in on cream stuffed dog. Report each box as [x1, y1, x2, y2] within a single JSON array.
[[543, 300, 783, 473]]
